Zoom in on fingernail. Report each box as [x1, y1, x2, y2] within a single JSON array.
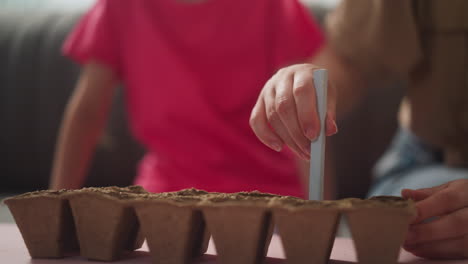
[[305, 128, 317, 141], [333, 120, 338, 134], [326, 119, 338, 135], [271, 143, 282, 152]]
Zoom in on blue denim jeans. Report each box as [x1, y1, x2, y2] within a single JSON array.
[[368, 128, 468, 197]]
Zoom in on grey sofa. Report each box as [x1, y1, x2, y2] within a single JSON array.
[[0, 8, 144, 193], [0, 3, 403, 199]]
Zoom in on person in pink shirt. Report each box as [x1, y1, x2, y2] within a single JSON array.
[[49, 0, 330, 198]]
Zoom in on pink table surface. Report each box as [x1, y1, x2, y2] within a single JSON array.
[[1, 223, 466, 264]]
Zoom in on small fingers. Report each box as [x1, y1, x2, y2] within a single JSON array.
[[264, 84, 310, 160], [292, 68, 338, 139], [251, 64, 338, 159], [292, 70, 320, 141], [276, 74, 310, 156], [250, 96, 284, 152]]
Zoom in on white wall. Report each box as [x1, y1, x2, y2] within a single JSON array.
[[300, 0, 341, 9], [0, 0, 95, 11]]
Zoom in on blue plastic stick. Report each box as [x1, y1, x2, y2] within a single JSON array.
[[309, 69, 327, 201]]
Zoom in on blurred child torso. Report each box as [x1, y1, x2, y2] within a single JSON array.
[[64, 0, 323, 197]]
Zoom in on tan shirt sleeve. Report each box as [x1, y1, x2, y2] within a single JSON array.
[[325, 0, 423, 82]]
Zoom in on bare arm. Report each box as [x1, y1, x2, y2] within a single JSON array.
[[49, 62, 118, 190]]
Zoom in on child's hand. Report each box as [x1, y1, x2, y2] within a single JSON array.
[[249, 64, 337, 160], [402, 179, 468, 259]]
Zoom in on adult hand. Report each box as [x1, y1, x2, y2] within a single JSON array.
[[249, 64, 338, 160], [402, 179, 468, 259]]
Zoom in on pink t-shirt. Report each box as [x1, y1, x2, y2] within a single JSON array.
[[63, 0, 324, 198]]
